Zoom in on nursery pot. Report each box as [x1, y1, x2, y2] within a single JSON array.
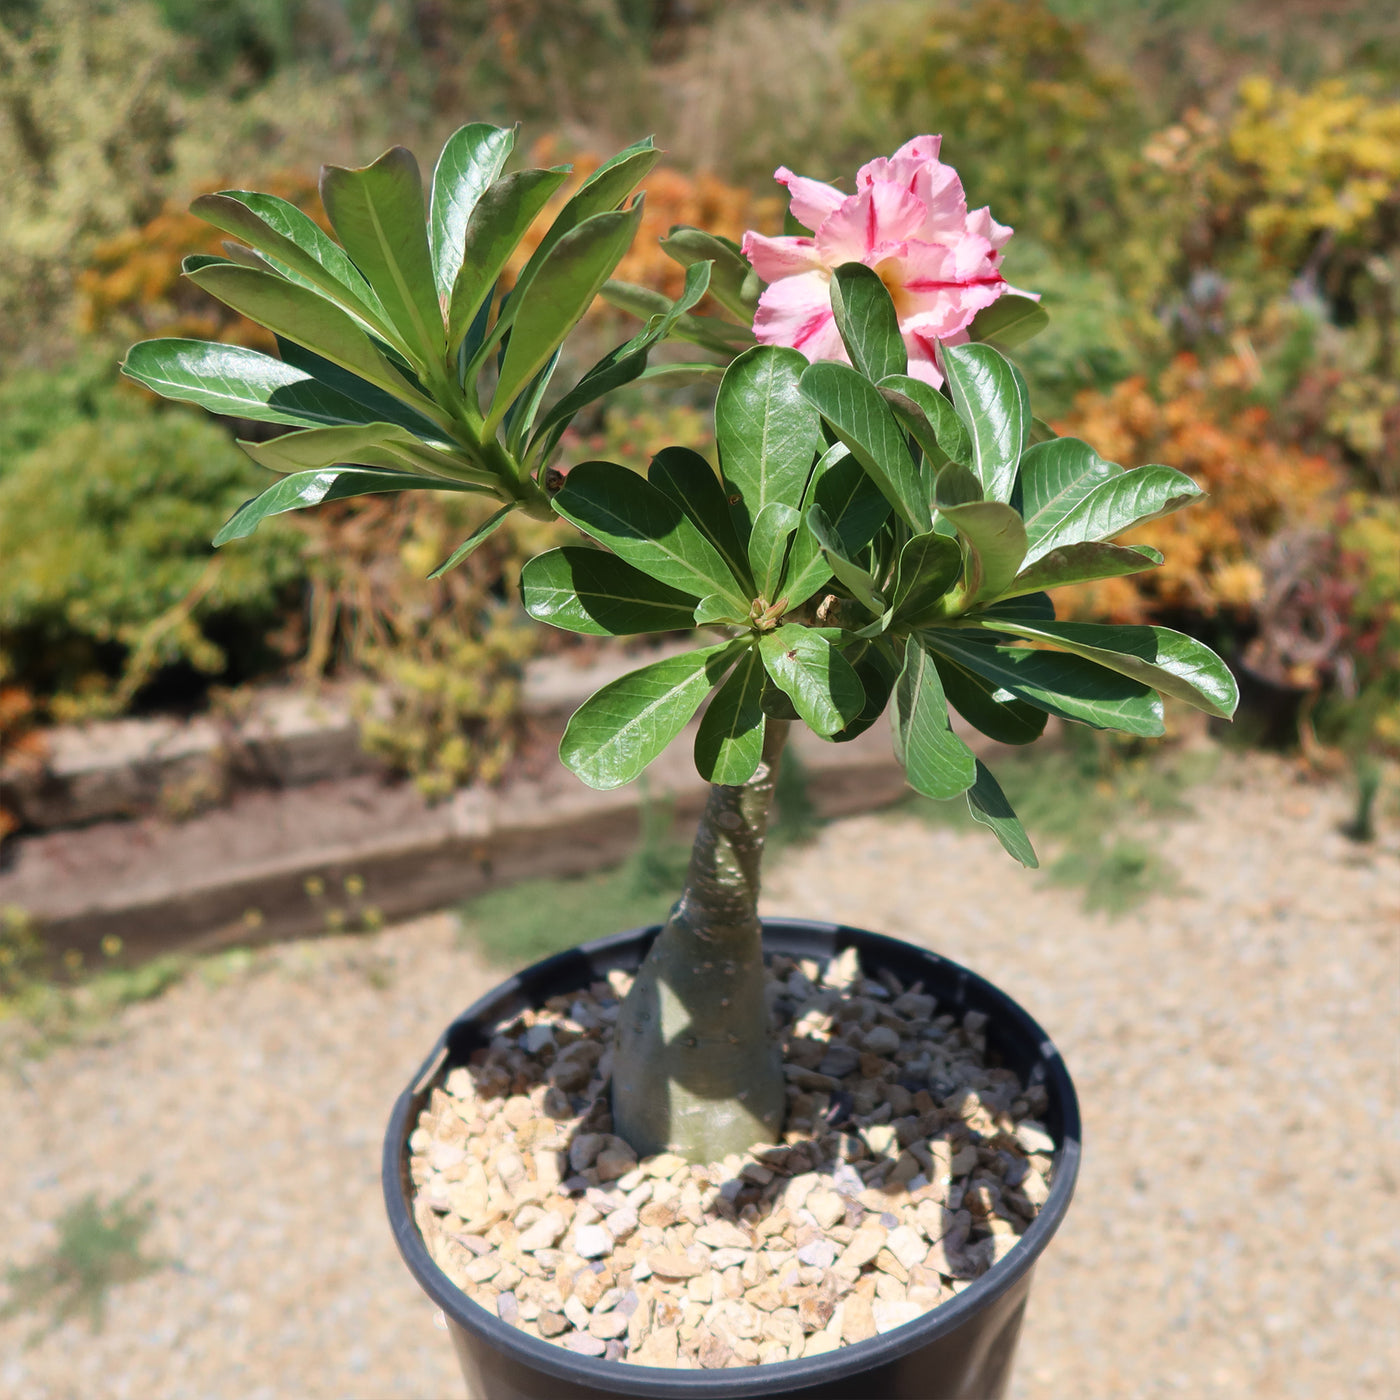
[[384, 919, 1081, 1400]]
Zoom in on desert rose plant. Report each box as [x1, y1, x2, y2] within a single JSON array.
[[124, 127, 1237, 1167]]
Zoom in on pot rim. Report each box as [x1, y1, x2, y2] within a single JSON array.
[[384, 917, 1082, 1397]]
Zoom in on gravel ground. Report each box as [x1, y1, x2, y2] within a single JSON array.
[[1, 750, 1396, 1399]]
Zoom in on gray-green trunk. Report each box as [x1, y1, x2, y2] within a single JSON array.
[[610, 721, 789, 1162]]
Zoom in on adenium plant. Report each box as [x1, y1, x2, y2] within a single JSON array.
[[123, 127, 1238, 1167]]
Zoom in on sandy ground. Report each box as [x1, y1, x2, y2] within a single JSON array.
[[1, 749, 1396, 1399]]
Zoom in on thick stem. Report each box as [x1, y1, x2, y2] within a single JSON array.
[[611, 722, 790, 1162]]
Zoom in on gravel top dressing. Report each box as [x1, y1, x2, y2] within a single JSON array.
[[409, 945, 1054, 1368], [1, 751, 1395, 1398]]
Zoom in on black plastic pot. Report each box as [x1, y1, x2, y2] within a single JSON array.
[[384, 919, 1081, 1400]]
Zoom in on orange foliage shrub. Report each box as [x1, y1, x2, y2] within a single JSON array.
[[76, 172, 325, 352], [1051, 354, 1343, 623]]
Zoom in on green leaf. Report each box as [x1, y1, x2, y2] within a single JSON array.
[[122, 339, 396, 430], [966, 761, 1038, 867], [806, 506, 886, 614], [1003, 542, 1164, 598], [213, 465, 484, 545], [1028, 417, 1057, 445], [889, 531, 962, 625], [921, 630, 1165, 736], [782, 445, 892, 608], [520, 547, 699, 634], [1023, 465, 1205, 565], [560, 642, 736, 790], [830, 262, 906, 383], [320, 147, 444, 364], [647, 445, 752, 594], [552, 460, 749, 609], [529, 261, 712, 466], [799, 361, 930, 531], [274, 336, 447, 441], [183, 263, 437, 414], [694, 647, 767, 784], [759, 626, 864, 737], [933, 469, 1028, 605], [446, 167, 571, 353], [747, 502, 800, 601], [716, 346, 822, 534], [967, 294, 1049, 351], [694, 594, 747, 626], [239, 422, 488, 483], [931, 652, 1047, 745], [190, 190, 391, 335], [829, 642, 900, 743], [966, 616, 1239, 718], [486, 203, 644, 437], [428, 505, 514, 578], [600, 279, 756, 354], [940, 342, 1027, 504], [890, 638, 978, 799], [659, 225, 759, 321], [1016, 437, 1123, 548], [430, 123, 515, 304], [877, 373, 971, 471]]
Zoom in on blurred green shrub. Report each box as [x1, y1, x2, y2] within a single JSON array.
[[0, 404, 305, 716]]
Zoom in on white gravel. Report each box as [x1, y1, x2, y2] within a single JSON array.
[[1, 749, 1395, 1398]]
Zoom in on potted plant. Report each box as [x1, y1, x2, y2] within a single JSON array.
[[124, 128, 1237, 1398]]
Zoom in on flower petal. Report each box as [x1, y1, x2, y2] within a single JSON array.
[[816, 184, 927, 266], [775, 167, 847, 232], [741, 231, 825, 282], [967, 206, 1014, 252], [753, 272, 848, 364]]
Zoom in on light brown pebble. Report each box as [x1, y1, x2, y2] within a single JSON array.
[[564, 1332, 607, 1356], [872, 1299, 922, 1334], [537, 1310, 569, 1337], [809, 1190, 847, 1230], [696, 1220, 751, 1250], [841, 1292, 877, 1343], [838, 1223, 887, 1270], [649, 1251, 705, 1279], [589, 1310, 630, 1340]]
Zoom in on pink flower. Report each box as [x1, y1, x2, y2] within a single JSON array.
[[740, 136, 1034, 388]]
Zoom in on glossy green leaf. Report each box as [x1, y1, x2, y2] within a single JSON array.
[[521, 547, 699, 635], [716, 346, 822, 533], [213, 465, 484, 545], [694, 594, 747, 626], [806, 506, 885, 614], [831, 262, 906, 383], [428, 505, 514, 578], [600, 279, 756, 353], [877, 373, 971, 471], [759, 627, 864, 737], [799, 361, 930, 531], [659, 226, 759, 321], [190, 191, 390, 334], [782, 445, 892, 608], [503, 347, 562, 456], [239, 422, 488, 484], [529, 261, 712, 466], [1003, 542, 1164, 598], [274, 336, 447, 440], [1023, 465, 1205, 565], [828, 643, 900, 743], [320, 147, 443, 364], [967, 294, 1049, 351], [967, 616, 1239, 718], [1017, 437, 1122, 548], [560, 641, 736, 790], [940, 341, 1027, 504], [1029, 417, 1057, 445], [933, 468, 1028, 605], [647, 444, 752, 594], [183, 263, 436, 413], [446, 167, 571, 353], [931, 652, 1047, 745], [430, 123, 515, 304], [890, 638, 978, 799], [747, 502, 800, 601], [966, 761, 1038, 867], [553, 460, 749, 609], [122, 340, 392, 430], [921, 629, 1165, 736], [889, 531, 962, 625], [486, 204, 644, 436], [694, 647, 767, 784]]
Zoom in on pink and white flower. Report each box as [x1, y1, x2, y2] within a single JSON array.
[[740, 136, 1033, 388]]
